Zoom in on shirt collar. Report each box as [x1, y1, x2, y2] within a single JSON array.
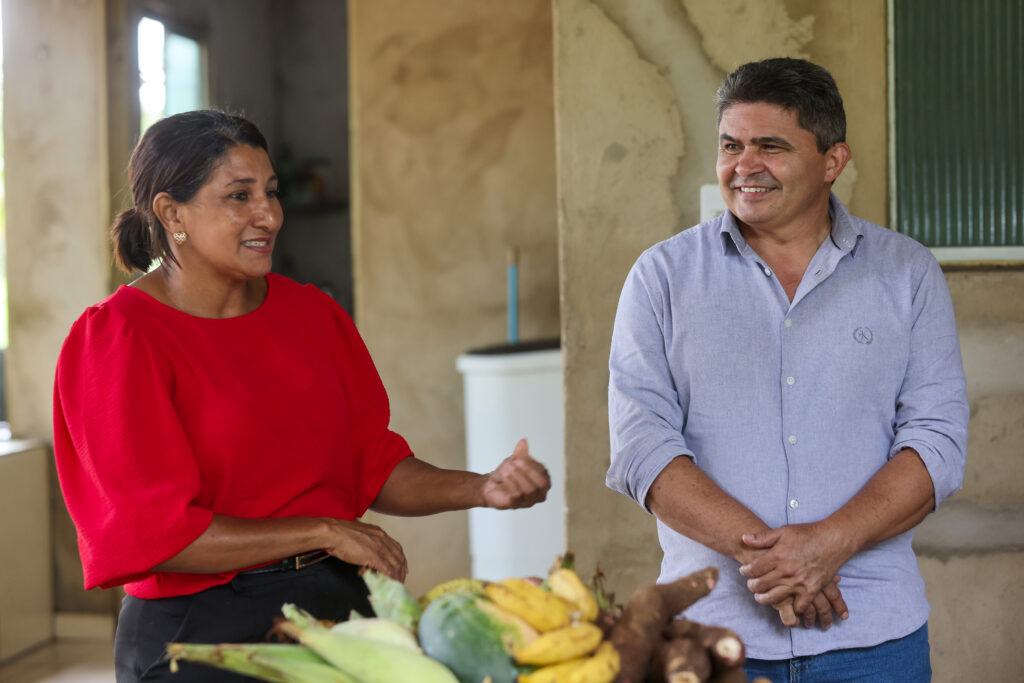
[[718, 192, 864, 257]]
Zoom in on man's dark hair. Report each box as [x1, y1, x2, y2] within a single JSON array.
[[715, 58, 846, 153]]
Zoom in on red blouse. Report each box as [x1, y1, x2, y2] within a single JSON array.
[[52, 274, 412, 599]]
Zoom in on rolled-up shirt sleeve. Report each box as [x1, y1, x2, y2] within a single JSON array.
[[890, 254, 969, 507], [607, 255, 693, 512]]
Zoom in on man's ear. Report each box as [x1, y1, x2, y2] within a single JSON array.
[[152, 192, 179, 234], [824, 142, 852, 184]]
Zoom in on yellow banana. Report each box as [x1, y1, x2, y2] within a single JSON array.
[[474, 597, 540, 651], [517, 657, 587, 683], [565, 641, 619, 683], [514, 623, 603, 666], [485, 578, 572, 632], [547, 568, 599, 622], [418, 577, 486, 608]]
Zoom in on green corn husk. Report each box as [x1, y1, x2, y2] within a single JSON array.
[[280, 603, 458, 683], [360, 569, 422, 630], [329, 617, 421, 652], [249, 653, 365, 683], [165, 642, 355, 683]]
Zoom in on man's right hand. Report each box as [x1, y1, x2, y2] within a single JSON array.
[[772, 576, 847, 629]]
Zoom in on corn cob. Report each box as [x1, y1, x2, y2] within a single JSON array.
[[485, 578, 572, 632], [248, 653, 365, 683], [513, 623, 603, 666], [164, 642, 349, 683], [329, 617, 421, 652], [360, 569, 422, 630], [279, 603, 458, 683]]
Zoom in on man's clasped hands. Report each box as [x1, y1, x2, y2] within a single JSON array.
[[738, 521, 855, 630]]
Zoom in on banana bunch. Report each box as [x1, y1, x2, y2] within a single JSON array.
[[413, 561, 620, 683], [482, 567, 619, 683]]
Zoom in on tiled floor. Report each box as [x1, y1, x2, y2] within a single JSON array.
[[0, 639, 115, 683]]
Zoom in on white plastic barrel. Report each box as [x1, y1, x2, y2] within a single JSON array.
[[456, 344, 565, 581]]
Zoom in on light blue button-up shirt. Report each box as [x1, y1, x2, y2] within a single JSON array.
[[607, 194, 968, 659]]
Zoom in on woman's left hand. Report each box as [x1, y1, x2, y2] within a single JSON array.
[[481, 439, 551, 509]]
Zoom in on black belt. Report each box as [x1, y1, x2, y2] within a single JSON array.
[[238, 550, 331, 575]]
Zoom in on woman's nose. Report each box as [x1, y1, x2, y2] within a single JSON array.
[[253, 198, 283, 231]]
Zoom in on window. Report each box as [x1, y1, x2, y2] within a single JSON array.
[[137, 16, 207, 134], [889, 0, 1023, 263]]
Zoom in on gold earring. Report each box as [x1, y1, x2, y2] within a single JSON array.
[[172, 231, 187, 246]]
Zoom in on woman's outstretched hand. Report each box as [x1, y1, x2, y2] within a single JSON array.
[[481, 438, 551, 509], [321, 518, 408, 582]]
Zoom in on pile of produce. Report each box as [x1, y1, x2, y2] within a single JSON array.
[[166, 555, 767, 683]]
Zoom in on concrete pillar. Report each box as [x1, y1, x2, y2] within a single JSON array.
[[2, 0, 114, 614]]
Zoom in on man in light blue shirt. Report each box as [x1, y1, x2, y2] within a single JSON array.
[[607, 58, 967, 681]]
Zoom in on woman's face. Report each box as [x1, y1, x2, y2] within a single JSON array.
[[172, 144, 283, 284]]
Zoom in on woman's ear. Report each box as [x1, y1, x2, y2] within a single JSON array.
[[152, 192, 179, 235]]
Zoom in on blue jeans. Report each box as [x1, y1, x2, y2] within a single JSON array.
[[744, 623, 931, 683]]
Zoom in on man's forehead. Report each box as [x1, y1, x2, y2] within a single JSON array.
[[720, 101, 797, 122], [718, 102, 808, 138]]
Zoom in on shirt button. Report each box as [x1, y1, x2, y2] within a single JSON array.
[[763, 266, 773, 277], [784, 319, 793, 328], [786, 376, 795, 386], [789, 499, 799, 509], [788, 435, 798, 445]]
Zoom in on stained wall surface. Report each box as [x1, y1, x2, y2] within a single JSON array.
[[3, 0, 114, 616], [348, 0, 560, 594], [553, 1, 1023, 681]]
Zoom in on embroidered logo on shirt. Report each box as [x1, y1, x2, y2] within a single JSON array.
[[853, 327, 874, 344]]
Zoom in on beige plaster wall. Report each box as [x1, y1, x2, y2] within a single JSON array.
[[914, 270, 1024, 681], [348, 0, 560, 595], [3, 0, 111, 441], [554, 0, 1023, 680], [2, 0, 115, 615]]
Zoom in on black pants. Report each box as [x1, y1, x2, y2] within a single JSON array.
[[113, 558, 373, 682]]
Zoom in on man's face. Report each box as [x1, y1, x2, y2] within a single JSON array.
[[716, 102, 847, 236]]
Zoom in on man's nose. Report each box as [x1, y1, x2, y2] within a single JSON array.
[[735, 148, 764, 176]]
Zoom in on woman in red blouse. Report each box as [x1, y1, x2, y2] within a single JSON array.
[[52, 110, 551, 683]]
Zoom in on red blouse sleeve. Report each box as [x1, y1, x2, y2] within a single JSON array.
[[52, 304, 213, 590], [317, 290, 413, 514]]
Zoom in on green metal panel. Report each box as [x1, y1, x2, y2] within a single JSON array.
[[893, 0, 1023, 246]]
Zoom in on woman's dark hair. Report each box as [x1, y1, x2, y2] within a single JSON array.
[[110, 110, 270, 272], [715, 58, 846, 153]]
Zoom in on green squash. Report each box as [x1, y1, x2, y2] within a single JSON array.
[[417, 592, 530, 683]]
